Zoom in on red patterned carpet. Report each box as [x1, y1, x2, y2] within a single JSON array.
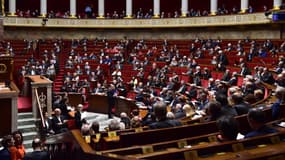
[[18, 96, 32, 112]]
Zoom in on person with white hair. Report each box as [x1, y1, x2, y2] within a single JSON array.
[[75, 104, 85, 129], [276, 73, 285, 87], [217, 49, 229, 66], [108, 119, 121, 131], [120, 112, 131, 129], [166, 112, 175, 119], [183, 104, 196, 118], [52, 108, 68, 134]]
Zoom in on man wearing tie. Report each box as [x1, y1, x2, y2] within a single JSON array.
[[42, 112, 54, 137]]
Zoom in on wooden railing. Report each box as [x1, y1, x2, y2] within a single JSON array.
[[103, 130, 285, 160], [45, 130, 134, 160], [34, 88, 45, 129], [44, 89, 284, 159], [45, 117, 285, 160], [3, 13, 270, 28]]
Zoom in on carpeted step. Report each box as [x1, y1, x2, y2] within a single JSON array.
[[18, 97, 32, 113]]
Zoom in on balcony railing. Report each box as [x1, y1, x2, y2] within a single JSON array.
[[3, 13, 271, 28]]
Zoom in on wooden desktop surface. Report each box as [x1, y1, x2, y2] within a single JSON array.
[[27, 75, 52, 84]]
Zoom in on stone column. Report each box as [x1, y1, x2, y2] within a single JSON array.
[[70, 0, 76, 18], [32, 86, 38, 119], [273, 0, 282, 10], [210, 0, 218, 15], [46, 85, 52, 117], [11, 97, 18, 132], [40, 0, 47, 17], [8, 0, 16, 16], [1, 0, 4, 16], [125, 0, 132, 18], [98, 0, 105, 18], [181, 0, 188, 17], [240, 0, 248, 13], [153, 0, 160, 18]]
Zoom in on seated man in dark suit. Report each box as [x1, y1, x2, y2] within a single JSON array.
[[148, 101, 182, 129], [52, 108, 68, 134], [42, 112, 54, 137], [261, 68, 275, 85], [245, 108, 277, 138], [204, 100, 225, 122], [23, 138, 50, 160], [0, 135, 14, 160], [216, 116, 239, 142], [231, 93, 250, 115], [74, 104, 85, 129]]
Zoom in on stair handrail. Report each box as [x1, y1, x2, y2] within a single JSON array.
[[34, 88, 46, 128]]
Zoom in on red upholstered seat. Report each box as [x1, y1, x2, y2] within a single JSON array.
[[67, 119, 76, 130]]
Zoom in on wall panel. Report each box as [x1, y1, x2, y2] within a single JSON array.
[[3, 25, 281, 40]]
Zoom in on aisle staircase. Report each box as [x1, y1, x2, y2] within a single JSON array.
[[53, 64, 65, 92], [17, 111, 118, 153], [17, 112, 39, 153], [53, 45, 69, 92]]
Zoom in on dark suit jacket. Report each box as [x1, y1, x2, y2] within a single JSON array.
[[229, 77, 238, 86], [234, 103, 250, 115], [24, 150, 50, 160], [52, 115, 67, 133], [261, 73, 275, 85], [244, 126, 277, 138], [221, 73, 231, 81], [42, 118, 53, 134], [149, 119, 182, 129], [74, 111, 82, 129], [0, 148, 10, 160], [177, 85, 187, 94], [218, 54, 229, 65], [240, 67, 251, 77]]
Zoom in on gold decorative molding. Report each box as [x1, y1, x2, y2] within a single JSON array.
[[0, 63, 7, 73], [7, 12, 16, 17], [96, 16, 105, 19], [38, 14, 47, 18], [1, 0, 4, 16], [273, 6, 281, 10], [3, 13, 271, 28], [210, 12, 217, 16], [240, 9, 247, 14], [180, 13, 187, 17], [69, 15, 77, 19], [124, 15, 133, 19]]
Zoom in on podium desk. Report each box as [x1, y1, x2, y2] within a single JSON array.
[[88, 94, 138, 116], [0, 82, 19, 137], [26, 75, 53, 118]]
